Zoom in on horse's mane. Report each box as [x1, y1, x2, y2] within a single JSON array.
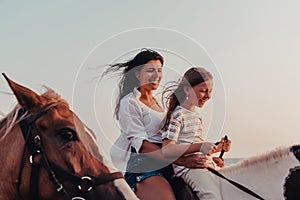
[[0, 104, 24, 140], [220, 145, 292, 174], [0, 88, 67, 140]]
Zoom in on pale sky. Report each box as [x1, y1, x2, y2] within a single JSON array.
[[1, 1, 300, 159]]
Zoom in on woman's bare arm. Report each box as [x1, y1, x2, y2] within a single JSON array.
[[162, 139, 216, 157], [138, 140, 208, 168]]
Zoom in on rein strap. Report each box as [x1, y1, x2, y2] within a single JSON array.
[[207, 167, 265, 200]]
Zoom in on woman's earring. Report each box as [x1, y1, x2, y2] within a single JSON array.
[[186, 96, 189, 100]]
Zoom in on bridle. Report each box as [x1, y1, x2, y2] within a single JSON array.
[[15, 102, 123, 200]]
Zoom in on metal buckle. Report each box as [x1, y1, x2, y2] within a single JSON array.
[[34, 135, 40, 143], [29, 150, 41, 164], [71, 197, 86, 200], [78, 176, 93, 192], [56, 184, 63, 192]]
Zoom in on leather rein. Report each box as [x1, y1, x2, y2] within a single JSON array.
[[210, 136, 265, 200], [15, 103, 123, 200]]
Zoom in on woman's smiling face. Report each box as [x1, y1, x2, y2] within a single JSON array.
[[135, 60, 163, 90]]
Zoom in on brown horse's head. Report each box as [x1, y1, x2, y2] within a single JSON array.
[[0, 74, 137, 200]]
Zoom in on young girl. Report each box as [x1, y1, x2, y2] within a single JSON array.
[[161, 67, 231, 200]]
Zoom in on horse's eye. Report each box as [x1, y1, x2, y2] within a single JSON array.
[[59, 129, 78, 142]]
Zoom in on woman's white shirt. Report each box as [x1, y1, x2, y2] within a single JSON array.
[[110, 88, 165, 171]]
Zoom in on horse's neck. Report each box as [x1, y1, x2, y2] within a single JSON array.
[[0, 123, 25, 194], [1, 123, 24, 155], [0, 106, 22, 138], [0, 107, 24, 156], [219, 152, 299, 199]]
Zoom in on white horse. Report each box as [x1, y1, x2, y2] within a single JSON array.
[[215, 144, 300, 200]]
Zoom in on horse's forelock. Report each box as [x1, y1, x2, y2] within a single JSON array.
[[41, 87, 69, 107]]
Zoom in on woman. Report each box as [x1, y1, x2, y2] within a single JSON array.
[[105, 49, 215, 200]]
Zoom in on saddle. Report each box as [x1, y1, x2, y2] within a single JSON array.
[[162, 166, 199, 200]]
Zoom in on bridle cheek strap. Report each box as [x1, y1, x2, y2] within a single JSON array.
[[16, 103, 124, 200], [17, 103, 70, 200]]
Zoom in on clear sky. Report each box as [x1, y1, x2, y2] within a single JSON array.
[[1, 0, 300, 159]]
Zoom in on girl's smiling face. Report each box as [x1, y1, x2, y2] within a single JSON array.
[[189, 79, 213, 108]]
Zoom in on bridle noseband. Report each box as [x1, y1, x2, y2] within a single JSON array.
[[16, 103, 123, 200]]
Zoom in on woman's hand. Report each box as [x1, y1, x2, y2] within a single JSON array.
[[212, 157, 224, 168], [176, 153, 208, 169]]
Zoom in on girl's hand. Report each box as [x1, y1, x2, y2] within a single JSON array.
[[213, 157, 224, 168]]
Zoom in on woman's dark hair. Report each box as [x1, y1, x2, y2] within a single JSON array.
[[161, 67, 213, 131], [102, 49, 164, 120]]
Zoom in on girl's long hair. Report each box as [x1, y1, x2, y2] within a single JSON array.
[[161, 67, 213, 131], [102, 49, 164, 120]]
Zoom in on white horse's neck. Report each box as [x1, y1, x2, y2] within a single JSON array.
[[218, 146, 299, 200]]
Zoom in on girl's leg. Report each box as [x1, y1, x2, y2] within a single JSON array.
[[136, 176, 176, 200], [181, 169, 221, 200]]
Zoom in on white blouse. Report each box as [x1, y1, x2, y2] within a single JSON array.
[[110, 88, 165, 171]]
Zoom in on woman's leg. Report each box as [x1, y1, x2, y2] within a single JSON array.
[[136, 176, 176, 200], [181, 168, 221, 200]]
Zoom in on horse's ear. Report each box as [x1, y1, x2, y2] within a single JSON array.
[[2, 73, 43, 113]]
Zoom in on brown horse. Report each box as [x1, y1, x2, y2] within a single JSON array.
[[0, 74, 138, 200]]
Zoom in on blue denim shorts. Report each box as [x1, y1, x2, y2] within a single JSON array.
[[125, 170, 164, 191], [124, 151, 168, 191]]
